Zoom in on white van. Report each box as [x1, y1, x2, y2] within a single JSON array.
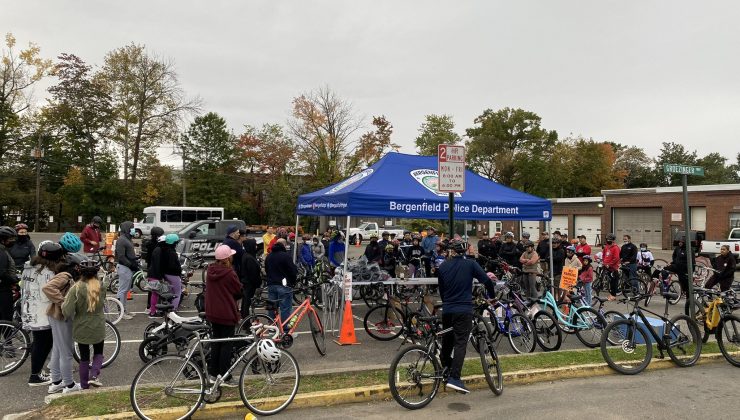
[[133, 206, 225, 238]]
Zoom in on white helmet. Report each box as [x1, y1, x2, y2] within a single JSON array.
[[257, 339, 281, 363], [37, 240, 53, 252]]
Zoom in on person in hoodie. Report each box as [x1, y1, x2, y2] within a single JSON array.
[[299, 234, 316, 268], [265, 239, 297, 329], [144, 227, 165, 317], [80, 216, 103, 257], [239, 238, 262, 318], [160, 234, 184, 311], [9, 223, 36, 268], [222, 225, 244, 275], [115, 221, 139, 319], [310, 235, 325, 262], [499, 232, 521, 267], [205, 245, 242, 386], [328, 231, 345, 269]]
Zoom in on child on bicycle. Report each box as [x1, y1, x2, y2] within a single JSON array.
[[62, 260, 105, 389], [578, 255, 594, 304]]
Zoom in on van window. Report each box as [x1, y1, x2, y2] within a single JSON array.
[[164, 210, 182, 223], [197, 211, 211, 220], [182, 210, 197, 223], [212, 210, 223, 219], [195, 222, 216, 236], [142, 214, 155, 224]]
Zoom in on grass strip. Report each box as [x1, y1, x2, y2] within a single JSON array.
[[42, 341, 724, 418]]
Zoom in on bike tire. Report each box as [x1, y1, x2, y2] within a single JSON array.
[[104, 297, 124, 325], [309, 310, 327, 356], [364, 304, 404, 341], [236, 314, 276, 336], [0, 321, 30, 376], [478, 337, 503, 395], [575, 307, 607, 348], [73, 321, 121, 368], [506, 313, 536, 354], [130, 355, 205, 420], [144, 321, 161, 338], [138, 336, 168, 363], [388, 344, 441, 409], [532, 310, 562, 351], [239, 348, 300, 416], [668, 281, 682, 305], [603, 310, 627, 346], [716, 314, 740, 367], [600, 319, 652, 375], [665, 314, 702, 368]]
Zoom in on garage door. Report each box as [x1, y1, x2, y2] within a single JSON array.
[[613, 208, 662, 248], [574, 215, 602, 245], [690, 207, 706, 231], [550, 215, 569, 237], [521, 221, 540, 239]]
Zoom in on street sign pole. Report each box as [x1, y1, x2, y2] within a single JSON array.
[[438, 144, 466, 241], [448, 192, 454, 240], [682, 174, 695, 318]]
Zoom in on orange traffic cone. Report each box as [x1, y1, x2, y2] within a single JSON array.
[[127, 290, 133, 301], [334, 300, 360, 346], [355, 235, 361, 248]]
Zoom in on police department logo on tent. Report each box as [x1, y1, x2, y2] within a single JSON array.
[[324, 168, 373, 195], [410, 169, 461, 197]]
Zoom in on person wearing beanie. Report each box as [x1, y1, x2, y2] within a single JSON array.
[[223, 224, 244, 275]]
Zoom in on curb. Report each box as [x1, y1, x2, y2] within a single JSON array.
[[26, 353, 729, 420]]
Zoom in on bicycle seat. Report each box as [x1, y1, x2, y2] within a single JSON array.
[[155, 303, 174, 311], [159, 293, 175, 301], [180, 321, 209, 332], [661, 292, 679, 300]]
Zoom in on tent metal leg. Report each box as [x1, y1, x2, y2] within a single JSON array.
[[293, 215, 300, 263]]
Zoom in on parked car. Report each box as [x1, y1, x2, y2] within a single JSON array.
[[175, 219, 263, 259], [348, 222, 406, 243], [699, 228, 740, 263]]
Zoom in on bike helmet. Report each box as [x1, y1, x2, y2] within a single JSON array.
[[504, 231, 514, 238], [64, 252, 87, 267], [566, 245, 576, 253], [257, 339, 281, 363], [59, 232, 83, 253], [150, 226, 165, 240], [385, 244, 394, 252], [38, 242, 64, 261], [381, 231, 390, 237], [583, 254, 593, 262], [606, 233, 616, 241], [0, 226, 17, 240], [92, 216, 103, 225], [448, 239, 466, 254], [165, 233, 180, 245], [14, 223, 28, 231], [79, 259, 101, 276]]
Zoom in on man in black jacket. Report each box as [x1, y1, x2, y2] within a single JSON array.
[[223, 225, 244, 275], [116, 221, 139, 319], [239, 238, 263, 318], [265, 240, 297, 330], [620, 234, 639, 294], [661, 237, 694, 315], [0, 226, 19, 321], [536, 232, 550, 273], [437, 239, 496, 394]]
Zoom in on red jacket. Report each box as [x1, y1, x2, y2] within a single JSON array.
[[602, 244, 621, 271], [575, 243, 591, 264], [205, 263, 242, 326], [80, 224, 102, 254]]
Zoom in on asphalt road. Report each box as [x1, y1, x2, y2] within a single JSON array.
[[252, 362, 739, 420], [1, 234, 737, 416]]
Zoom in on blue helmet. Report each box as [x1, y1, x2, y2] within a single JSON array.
[[165, 233, 180, 245], [59, 232, 82, 253]]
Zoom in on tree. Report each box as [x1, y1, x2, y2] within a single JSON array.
[[179, 112, 235, 170], [695, 152, 739, 185], [654, 142, 698, 186], [348, 115, 399, 171], [288, 86, 361, 189], [100, 43, 199, 185], [465, 107, 558, 186], [565, 138, 625, 196], [414, 114, 460, 156], [610, 143, 656, 188]]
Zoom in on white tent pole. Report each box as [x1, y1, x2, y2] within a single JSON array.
[[548, 221, 554, 283], [343, 215, 351, 269], [293, 214, 299, 263]]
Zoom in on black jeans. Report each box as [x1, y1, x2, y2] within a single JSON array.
[[440, 312, 472, 380], [240, 284, 258, 318], [77, 341, 104, 361], [705, 274, 733, 292], [31, 329, 54, 375], [0, 291, 13, 322], [608, 269, 620, 296], [209, 323, 234, 378]]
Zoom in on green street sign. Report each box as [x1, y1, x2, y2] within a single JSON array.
[[664, 164, 705, 176]]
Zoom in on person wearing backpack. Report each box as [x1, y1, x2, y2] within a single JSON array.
[[62, 260, 106, 390], [239, 238, 262, 318]]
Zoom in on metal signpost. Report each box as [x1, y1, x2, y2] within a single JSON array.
[[664, 163, 705, 316], [438, 144, 466, 239]]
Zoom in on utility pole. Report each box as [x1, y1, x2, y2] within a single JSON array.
[[182, 149, 187, 206], [33, 133, 43, 233]]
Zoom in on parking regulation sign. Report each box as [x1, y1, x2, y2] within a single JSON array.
[[438, 144, 465, 193]]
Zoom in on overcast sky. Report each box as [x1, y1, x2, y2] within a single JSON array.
[[4, 1, 739, 167]]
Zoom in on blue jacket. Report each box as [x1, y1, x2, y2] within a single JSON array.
[[438, 256, 496, 314], [223, 236, 244, 274], [328, 239, 345, 267], [421, 234, 438, 255], [300, 243, 315, 267]]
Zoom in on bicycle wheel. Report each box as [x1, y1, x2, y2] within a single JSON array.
[[73, 321, 121, 368], [478, 338, 503, 395], [0, 321, 30, 376], [144, 322, 162, 338], [200, 263, 208, 283], [506, 313, 536, 354], [239, 348, 300, 416], [104, 297, 124, 325], [600, 319, 652, 375], [388, 344, 441, 409], [575, 307, 607, 348], [665, 314, 701, 367], [364, 304, 404, 341], [716, 314, 740, 367], [309, 310, 326, 356], [667, 281, 682, 305], [138, 336, 168, 363], [236, 314, 275, 336], [105, 272, 119, 294], [603, 310, 627, 346], [130, 355, 205, 420], [532, 310, 562, 351]]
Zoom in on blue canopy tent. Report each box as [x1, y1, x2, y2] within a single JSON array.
[[295, 152, 554, 275]]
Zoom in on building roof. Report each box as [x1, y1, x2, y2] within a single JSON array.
[[602, 184, 740, 195], [550, 197, 604, 204]]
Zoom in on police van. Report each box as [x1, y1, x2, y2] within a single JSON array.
[[175, 219, 264, 259]]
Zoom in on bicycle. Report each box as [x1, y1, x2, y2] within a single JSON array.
[[504, 278, 563, 352], [72, 320, 121, 368], [104, 296, 124, 325], [130, 322, 299, 418], [140, 298, 209, 362], [535, 278, 607, 348], [363, 284, 439, 343], [91, 247, 116, 273], [475, 297, 536, 354], [236, 289, 327, 356], [643, 264, 682, 306], [0, 321, 30, 376], [388, 314, 502, 410], [599, 292, 702, 375], [692, 287, 740, 366]]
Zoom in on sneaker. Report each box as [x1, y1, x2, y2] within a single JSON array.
[[221, 377, 239, 388], [207, 375, 218, 384], [62, 382, 82, 394], [28, 374, 52, 387], [445, 378, 469, 394], [48, 381, 65, 394], [88, 377, 103, 387], [122, 312, 135, 320]]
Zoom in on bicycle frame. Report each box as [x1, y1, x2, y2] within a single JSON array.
[[272, 297, 319, 337], [539, 290, 591, 329], [621, 298, 677, 351]]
